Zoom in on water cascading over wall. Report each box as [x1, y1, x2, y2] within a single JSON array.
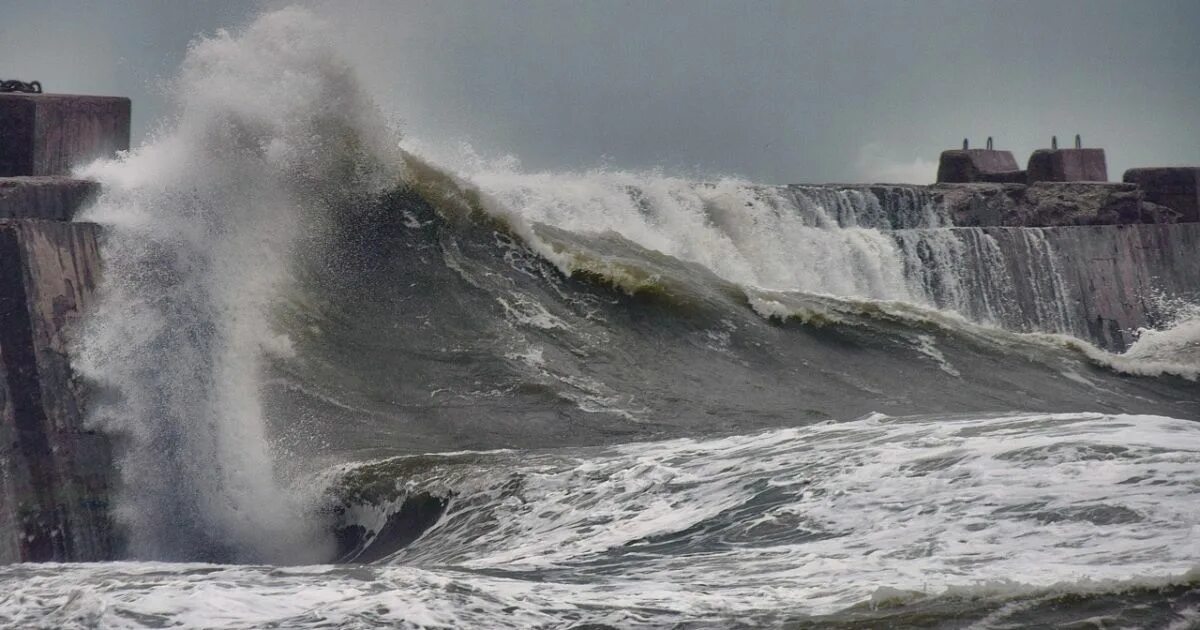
[[469, 172, 1197, 350], [894, 223, 1200, 347], [794, 186, 1199, 348], [785, 186, 1198, 348]]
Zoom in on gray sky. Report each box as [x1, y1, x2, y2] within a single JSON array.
[[3, 0, 1197, 183]]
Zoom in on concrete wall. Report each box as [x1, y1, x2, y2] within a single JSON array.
[[1042, 223, 1200, 348], [0, 93, 125, 563], [933, 181, 1177, 227], [936, 149, 1023, 183], [0, 219, 115, 562], [1027, 148, 1108, 183], [0, 94, 130, 177], [1123, 167, 1200, 223], [893, 222, 1200, 350], [0, 177, 100, 221]]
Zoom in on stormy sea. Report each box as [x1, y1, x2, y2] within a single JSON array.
[[3, 9, 1198, 629]]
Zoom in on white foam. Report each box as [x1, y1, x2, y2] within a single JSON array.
[[3, 412, 1198, 628]]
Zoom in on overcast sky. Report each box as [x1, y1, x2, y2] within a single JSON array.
[[3, 0, 1197, 183]]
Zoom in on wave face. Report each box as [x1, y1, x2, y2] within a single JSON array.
[[34, 7, 1200, 627]]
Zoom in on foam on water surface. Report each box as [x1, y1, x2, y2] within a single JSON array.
[[3, 412, 1199, 628]]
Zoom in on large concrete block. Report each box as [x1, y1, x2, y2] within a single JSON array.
[[933, 182, 1174, 227], [0, 219, 114, 563], [0, 94, 130, 177], [0, 177, 99, 221], [1123, 167, 1200, 223], [1026, 148, 1108, 183], [936, 149, 1022, 183]]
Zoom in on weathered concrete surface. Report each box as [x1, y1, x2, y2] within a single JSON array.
[[0, 219, 114, 563], [0, 94, 130, 177], [1027, 148, 1108, 183], [936, 149, 1024, 183], [895, 223, 1200, 350], [1040, 223, 1200, 349], [932, 182, 1177, 227], [0, 177, 100, 221], [1123, 167, 1200, 223]]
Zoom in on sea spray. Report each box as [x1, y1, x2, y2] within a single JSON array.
[[73, 8, 400, 562]]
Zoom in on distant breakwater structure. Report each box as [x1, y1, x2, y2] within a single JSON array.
[[1, 85, 1199, 563]]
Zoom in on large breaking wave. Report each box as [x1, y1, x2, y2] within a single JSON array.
[[12, 7, 1195, 628]]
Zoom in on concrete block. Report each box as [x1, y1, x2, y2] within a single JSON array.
[[933, 182, 1168, 227], [1026, 148, 1108, 183], [1123, 167, 1200, 223], [936, 149, 1022, 183], [0, 94, 130, 177], [0, 219, 114, 563], [0, 177, 99, 221]]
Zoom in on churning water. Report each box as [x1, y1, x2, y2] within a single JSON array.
[[2, 8, 1198, 629]]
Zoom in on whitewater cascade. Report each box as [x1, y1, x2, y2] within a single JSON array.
[[413, 154, 1196, 348], [73, 9, 400, 562]]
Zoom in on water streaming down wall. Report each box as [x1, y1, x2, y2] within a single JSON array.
[[816, 189, 1199, 349], [788, 185, 1198, 348], [464, 170, 1197, 350], [785, 184, 950, 229]]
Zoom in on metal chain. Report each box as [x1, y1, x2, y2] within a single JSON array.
[[0, 79, 43, 94]]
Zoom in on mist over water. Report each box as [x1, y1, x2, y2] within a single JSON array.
[[6, 7, 1196, 628]]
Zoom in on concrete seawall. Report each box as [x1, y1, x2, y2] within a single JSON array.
[[891, 223, 1200, 350], [0, 92, 123, 563], [0, 219, 114, 562], [1046, 223, 1200, 348], [0, 94, 130, 177], [0, 177, 99, 221]]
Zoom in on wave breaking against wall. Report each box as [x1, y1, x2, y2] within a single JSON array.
[[0, 9, 1197, 589]]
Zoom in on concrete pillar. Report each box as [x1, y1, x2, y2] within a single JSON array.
[[0, 220, 115, 562], [1026, 148, 1108, 183], [936, 149, 1023, 183], [1123, 167, 1200, 223], [0, 93, 130, 177], [0, 177, 100, 221]]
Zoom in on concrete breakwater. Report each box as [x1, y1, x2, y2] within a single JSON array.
[[763, 183, 1198, 349], [0, 219, 113, 562], [0, 92, 123, 562], [895, 223, 1200, 349]]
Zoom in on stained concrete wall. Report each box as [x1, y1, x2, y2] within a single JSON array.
[[933, 181, 1178, 227], [1042, 222, 1200, 349], [0, 177, 100, 221], [0, 94, 130, 177], [894, 222, 1200, 351], [936, 149, 1024, 183], [1123, 167, 1200, 223], [1027, 148, 1108, 183], [0, 92, 124, 564], [0, 219, 115, 562]]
